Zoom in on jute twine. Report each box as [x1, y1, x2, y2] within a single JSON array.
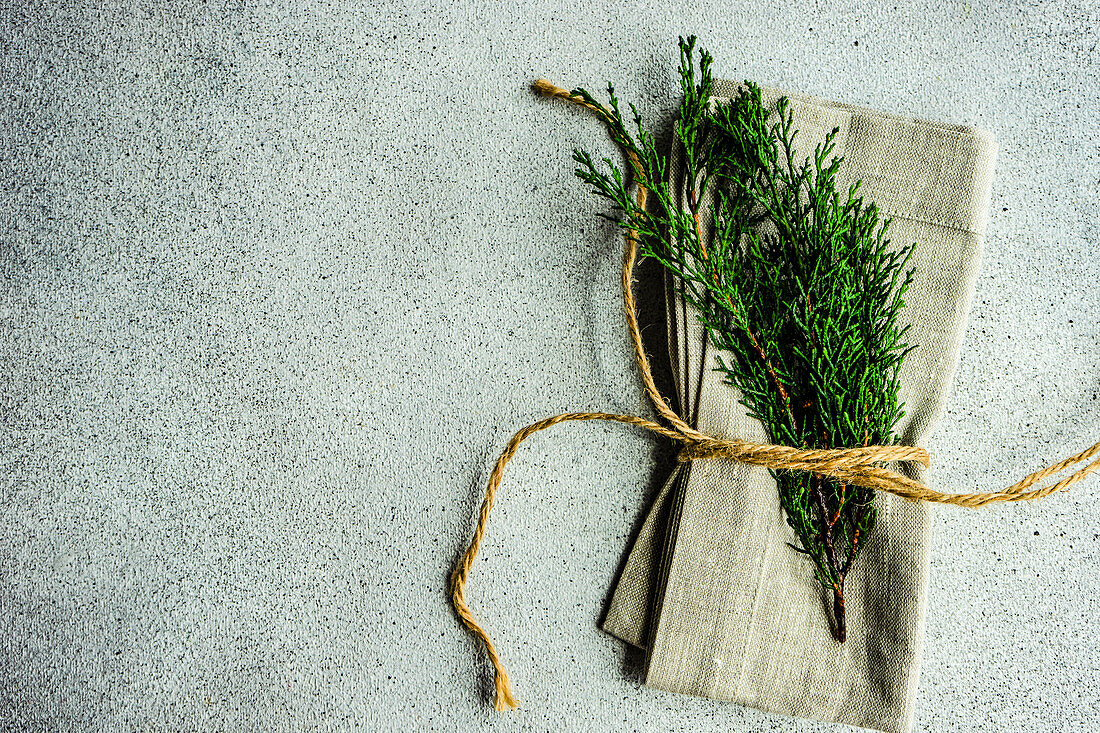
[[450, 80, 1100, 712]]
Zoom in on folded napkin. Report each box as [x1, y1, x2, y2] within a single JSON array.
[[603, 82, 996, 733]]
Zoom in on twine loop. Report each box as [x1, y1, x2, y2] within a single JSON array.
[[449, 79, 1100, 712]]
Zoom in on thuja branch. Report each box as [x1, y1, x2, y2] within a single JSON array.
[[564, 36, 916, 641]]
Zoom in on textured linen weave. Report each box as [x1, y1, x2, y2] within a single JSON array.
[[602, 81, 997, 733]]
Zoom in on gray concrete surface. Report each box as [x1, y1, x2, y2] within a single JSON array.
[[1, 1, 1097, 731]]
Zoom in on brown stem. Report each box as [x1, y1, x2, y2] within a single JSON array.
[[830, 483, 846, 527], [744, 326, 799, 436], [833, 583, 847, 643], [811, 477, 838, 567], [688, 186, 707, 260], [811, 474, 846, 642], [842, 529, 859, 576]]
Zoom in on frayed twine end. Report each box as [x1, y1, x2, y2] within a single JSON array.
[[532, 78, 569, 98], [493, 668, 519, 712]]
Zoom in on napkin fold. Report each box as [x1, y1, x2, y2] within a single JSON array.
[[603, 82, 996, 733]]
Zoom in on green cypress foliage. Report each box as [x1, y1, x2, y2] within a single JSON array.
[[567, 37, 916, 640]]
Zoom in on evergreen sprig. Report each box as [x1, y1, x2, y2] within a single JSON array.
[[568, 36, 916, 641]]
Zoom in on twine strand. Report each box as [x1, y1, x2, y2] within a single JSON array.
[[449, 78, 1100, 712]]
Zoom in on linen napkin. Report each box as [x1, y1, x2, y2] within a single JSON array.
[[603, 81, 997, 733]]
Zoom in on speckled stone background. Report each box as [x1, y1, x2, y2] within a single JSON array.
[[1, 1, 1097, 731]]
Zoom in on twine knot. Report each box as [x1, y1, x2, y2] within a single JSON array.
[[677, 438, 933, 494]]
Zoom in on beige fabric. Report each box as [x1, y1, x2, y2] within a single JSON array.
[[602, 82, 997, 733]]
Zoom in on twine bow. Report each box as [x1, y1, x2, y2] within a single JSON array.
[[450, 79, 1100, 712]]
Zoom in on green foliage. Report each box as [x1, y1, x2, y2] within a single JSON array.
[[568, 36, 916, 635]]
